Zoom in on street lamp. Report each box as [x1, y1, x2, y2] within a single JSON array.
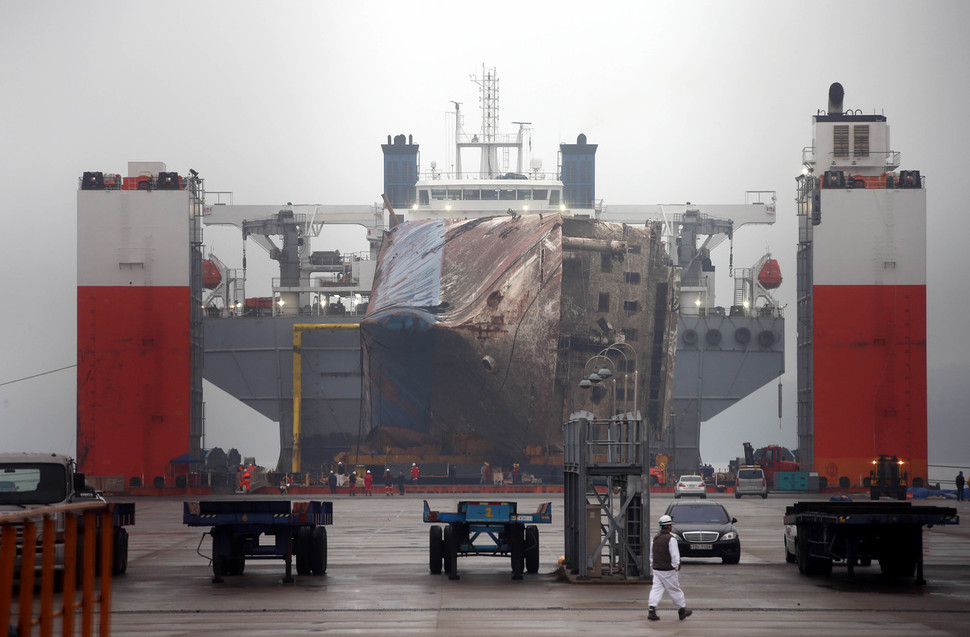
[[577, 342, 639, 419]]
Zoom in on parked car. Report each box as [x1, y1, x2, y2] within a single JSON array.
[[674, 474, 707, 499], [663, 500, 741, 564], [735, 466, 768, 498]]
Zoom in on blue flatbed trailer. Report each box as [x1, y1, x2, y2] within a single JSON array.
[[423, 500, 552, 580], [183, 499, 332, 583], [782, 500, 958, 584]]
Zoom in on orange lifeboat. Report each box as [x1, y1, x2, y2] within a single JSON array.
[[757, 257, 782, 289], [202, 259, 222, 289]]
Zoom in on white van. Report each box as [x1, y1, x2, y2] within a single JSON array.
[[735, 466, 768, 498]]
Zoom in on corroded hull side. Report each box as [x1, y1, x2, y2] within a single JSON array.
[[363, 213, 679, 464]]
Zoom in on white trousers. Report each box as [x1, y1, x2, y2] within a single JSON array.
[[649, 569, 686, 608]]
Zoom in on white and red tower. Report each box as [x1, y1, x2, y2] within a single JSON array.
[[797, 84, 927, 487], [77, 163, 203, 486]]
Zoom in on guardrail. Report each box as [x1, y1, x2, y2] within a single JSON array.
[[1, 502, 116, 637]]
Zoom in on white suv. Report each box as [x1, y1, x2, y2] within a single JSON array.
[[734, 466, 768, 498]]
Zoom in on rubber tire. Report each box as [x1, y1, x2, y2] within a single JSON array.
[[525, 525, 540, 574], [722, 553, 741, 565], [674, 494, 681, 499], [112, 527, 129, 575], [211, 528, 232, 577], [701, 493, 707, 499], [429, 526, 443, 574], [785, 535, 796, 563], [761, 492, 768, 499], [798, 530, 832, 576], [228, 536, 245, 575], [735, 492, 741, 499], [309, 526, 327, 575], [510, 525, 524, 578], [443, 525, 456, 576], [795, 528, 808, 574], [295, 527, 312, 576]]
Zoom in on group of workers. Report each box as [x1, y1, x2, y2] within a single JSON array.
[[325, 462, 421, 496]]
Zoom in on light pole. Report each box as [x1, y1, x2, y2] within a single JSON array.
[[579, 343, 638, 418], [579, 354, 617, 417]]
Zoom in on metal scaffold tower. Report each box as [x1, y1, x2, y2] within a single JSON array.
[[563, 417, 651, 580]]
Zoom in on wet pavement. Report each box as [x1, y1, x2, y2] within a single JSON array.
[[104, 492, 970, 635]]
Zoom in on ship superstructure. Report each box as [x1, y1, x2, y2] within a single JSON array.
[[796, 83, 927, 487]]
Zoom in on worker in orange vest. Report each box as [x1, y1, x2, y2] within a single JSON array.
[[363, 470, 373, 496], [411, 462, 420, 483]]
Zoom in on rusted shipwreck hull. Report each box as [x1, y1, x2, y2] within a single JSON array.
[[361, 213, 679, 464]]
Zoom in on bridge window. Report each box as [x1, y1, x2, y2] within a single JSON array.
[[516, 189, 533, 200], [446, 189, 462, 200], [532, 189, 547, 201], [499, 189, 516, 200], [463, 189, 481, 200], [418, 190, 429, 205], [431, 188, 446, 200], [481, 189, 498, 200], [549, 190, 560, 205]]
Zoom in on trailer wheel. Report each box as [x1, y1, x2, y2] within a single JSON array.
[[735, 492, 741, 499], [111, 527, 129, 575], [429, 526, 443, 574], [309, 526, 327, 575], [295, 527, 312, 576], [212, 555, 228, 578], [443, 525, 458, 579], [784, 535, 796, 563], [228, 536, 246, 575], [798, 529, 832, 576], [510, 525, 524, 579], [525, 525, 540, 574], [210, 528, 232, 577]]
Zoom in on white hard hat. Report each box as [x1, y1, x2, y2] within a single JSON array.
[[659, 514, 673, 526], [412, 463, 416, 466]]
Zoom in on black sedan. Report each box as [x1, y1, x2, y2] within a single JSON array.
[[663, 500, 741, 564]]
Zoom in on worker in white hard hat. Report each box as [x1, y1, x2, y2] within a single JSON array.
[[648, 514, 692, 621]]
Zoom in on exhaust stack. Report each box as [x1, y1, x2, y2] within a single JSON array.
[[827, 82, 845, 115]]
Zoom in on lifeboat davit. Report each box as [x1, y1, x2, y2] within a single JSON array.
[[757, 257, 782, 289], [202, 259, 222, 289]]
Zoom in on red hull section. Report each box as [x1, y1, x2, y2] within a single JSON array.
[[812, 284, 927, 485], [77, 286, 191, 485]]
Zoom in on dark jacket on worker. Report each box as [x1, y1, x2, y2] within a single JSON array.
[[652, 528, 675, 571]]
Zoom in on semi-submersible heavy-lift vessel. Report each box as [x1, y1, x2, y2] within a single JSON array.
[[76, 73, 925, 488]]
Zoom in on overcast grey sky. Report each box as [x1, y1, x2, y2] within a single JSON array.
[[1, 1, 967, 477]]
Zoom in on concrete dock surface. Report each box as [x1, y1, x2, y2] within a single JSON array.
[[100, 492, 969, 636]]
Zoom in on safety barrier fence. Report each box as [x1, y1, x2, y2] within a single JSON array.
[[1, 502, 114, 637]]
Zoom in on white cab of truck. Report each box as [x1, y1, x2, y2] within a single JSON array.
[[0, 452, 131, 577]]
